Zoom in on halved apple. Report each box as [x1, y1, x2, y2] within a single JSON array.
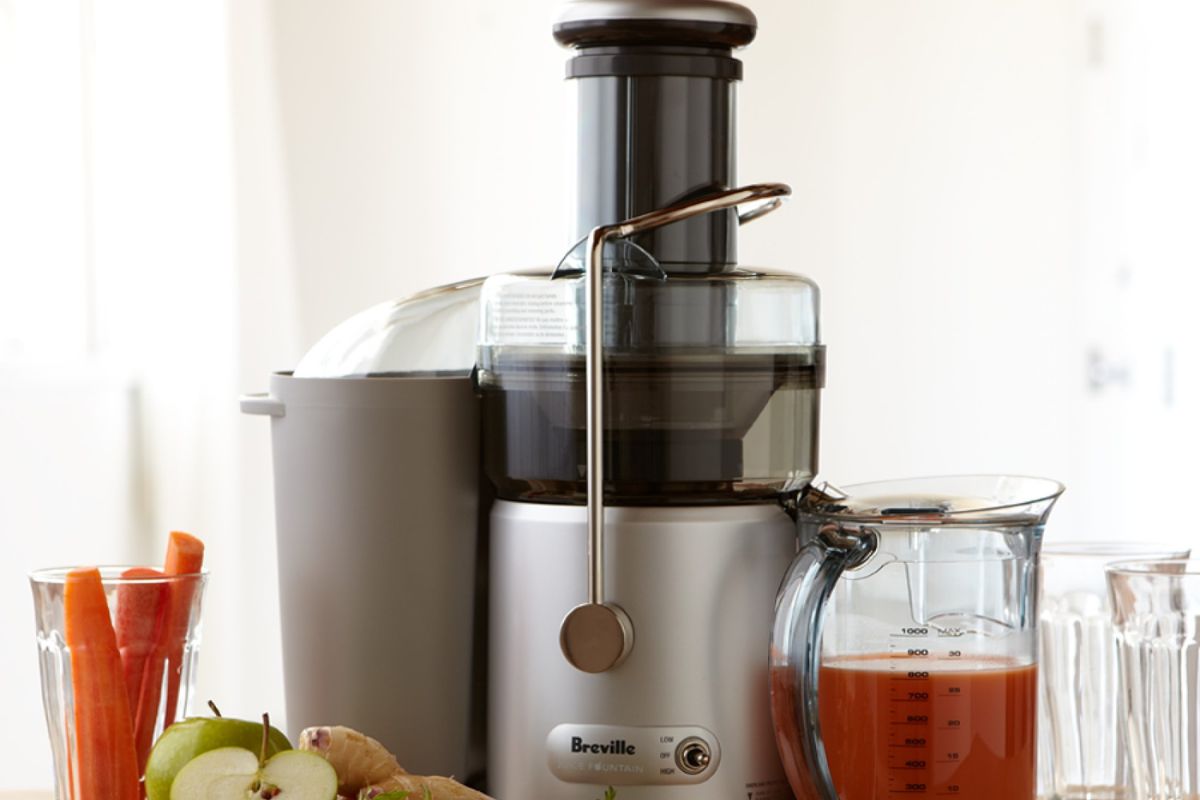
[[145, 716, 292, 800], [169, 746, 337, 800]]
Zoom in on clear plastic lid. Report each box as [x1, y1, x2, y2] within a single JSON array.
[[479, 268, 819, 354], [293, 279, 485, 378]]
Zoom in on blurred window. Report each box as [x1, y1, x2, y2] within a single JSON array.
[[0, 1, 92, 364]]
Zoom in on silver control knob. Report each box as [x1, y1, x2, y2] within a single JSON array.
[[676, 738, 712, 775]]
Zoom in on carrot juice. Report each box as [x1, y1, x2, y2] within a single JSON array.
[[772, 656, 1037, 800]]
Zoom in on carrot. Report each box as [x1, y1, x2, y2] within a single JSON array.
[[65, 567, 141, 800], [115, 567, 167, 775], [158, 531, 204, 728]]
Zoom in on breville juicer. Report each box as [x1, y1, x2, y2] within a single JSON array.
[[245, 2, 822, 797]]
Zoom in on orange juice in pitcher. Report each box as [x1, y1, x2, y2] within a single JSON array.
[[770, 476, 1061, 800]]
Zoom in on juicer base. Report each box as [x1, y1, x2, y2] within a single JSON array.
[[487, 500, 795, 799]]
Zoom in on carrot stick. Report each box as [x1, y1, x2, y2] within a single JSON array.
[[115, 567, 167, 775], [65, 568, 141, 800], [159, 532, 204, 728]]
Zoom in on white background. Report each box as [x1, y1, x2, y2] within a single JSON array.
[[1, 0, 1197, 787]]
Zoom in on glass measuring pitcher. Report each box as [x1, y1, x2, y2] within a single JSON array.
[[770, 475, 1063, 800]]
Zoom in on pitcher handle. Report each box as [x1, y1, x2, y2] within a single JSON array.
[[771, 523, 877, 799]]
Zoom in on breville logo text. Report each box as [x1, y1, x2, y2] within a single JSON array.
[[570, 737, 637, 755]]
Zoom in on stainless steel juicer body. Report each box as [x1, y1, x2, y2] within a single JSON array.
[[489, 502, 795, 798]]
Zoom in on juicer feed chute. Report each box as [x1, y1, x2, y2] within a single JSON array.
[[556, 0, 757, 273]]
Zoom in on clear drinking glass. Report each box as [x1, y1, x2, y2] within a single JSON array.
[[30, 567, 207, 800], [771, 475, 1063, 800], [1040, 543, 1190, 800], [1107, 559, 1200, 800]]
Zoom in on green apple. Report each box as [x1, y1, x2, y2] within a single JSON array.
[[145, 717, 292, 800], [169, 747, 336, 800]]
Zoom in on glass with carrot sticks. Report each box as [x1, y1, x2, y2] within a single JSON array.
[[30, 534, 207, 800]]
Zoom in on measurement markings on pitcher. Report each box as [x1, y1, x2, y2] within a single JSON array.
[[887, 630, 933, 796], [933, 636, 966, 791], [882, 626, 972, 796]]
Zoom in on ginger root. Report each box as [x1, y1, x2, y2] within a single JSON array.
[[299, 725, 406, 798], [364, 775, 491, 799], [300, 724, 491, 800]]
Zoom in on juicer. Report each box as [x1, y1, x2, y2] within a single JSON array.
[[244, 2, 821, 797], [482, 6, 821, 795]]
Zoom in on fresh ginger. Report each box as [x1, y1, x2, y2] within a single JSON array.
[[300, 725, 491, 799], [362, 775, 491, 799], [300, 725, 406, 797]]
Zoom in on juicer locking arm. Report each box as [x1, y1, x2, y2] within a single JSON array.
[[558, 182, 793, 674]]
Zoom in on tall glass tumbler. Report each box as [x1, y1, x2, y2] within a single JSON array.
[[1108, 559, 1200, 800], [1040, 544, 1190, 800], [30, 567, 207, 800]]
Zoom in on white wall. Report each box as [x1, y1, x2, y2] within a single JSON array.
[[740, 1, 1082, 495], [264, 0, 571, 343]]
